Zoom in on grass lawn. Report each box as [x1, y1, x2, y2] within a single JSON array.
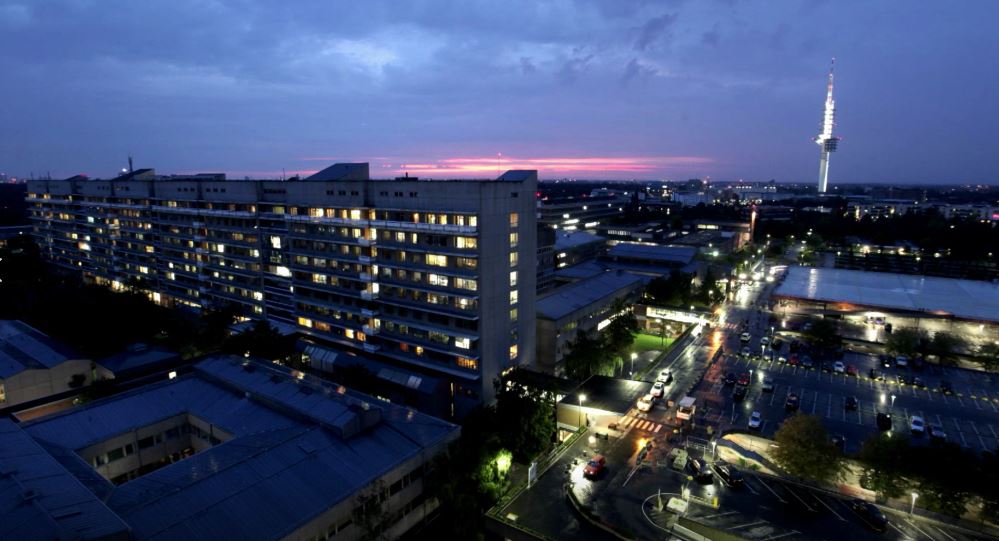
[[629, 332, 674, 354]]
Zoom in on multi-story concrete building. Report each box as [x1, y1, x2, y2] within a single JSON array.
[[537, 192, 628, 231], [27, 163, 537, 415]]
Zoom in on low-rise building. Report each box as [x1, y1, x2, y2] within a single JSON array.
[[1, 355, 459, 540], [0, 320, 96, 408], [535, 271, 647, 374], [554, 230, 605, 269]]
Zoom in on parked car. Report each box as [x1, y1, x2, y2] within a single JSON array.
[[881, 355, 893, 368], [846, 365, 859, 377], [771, 338, 783, 350], [724, 373, 737, 386], [876, 412, 892, 431], [845, 396, 858, 411], [733, 386, 747, 401], [760, 336, 770, 346], [741, 346, 751, 357], [913, 377, 927, 389], [785, 393, 800, 412], [929, 424, 947, 443], [897, 374, 910, 386], [651, 381, 665, 398], [850, 499, 888, 533], [688, 457, 713, 482], [833, 361, 845, 373], [912, 357, 925, 370], [738, 373, 751, 386], [740, 332, 751, 343], [584, 455, 606, 477], [777, 356, 787, 364], [895, 355, 909, 368], [749, 411, 762, 429], [787, 355, 800, 366], [939, 380, 954, 395], [868, 368, 880, 380], [712, 462, 745, 487], [801, 356, 814, 369], [910, 415, 925, 435], [637, 394, 654, 413], [657, 369, 673, 384], [762, 379, 775, 392]]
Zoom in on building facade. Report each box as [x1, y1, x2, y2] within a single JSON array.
[[27, 164, 537, 415]]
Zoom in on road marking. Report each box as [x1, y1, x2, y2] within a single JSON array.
[[745, 481, 760, 495], [761, 531, 800, 541], [888, 522, 908, 537], [954, 418, 969, 447], [933, 525, 958, 541], [941, 393, 950, 405], [956, 395, 965, 407], [905, 518, 937, 540], [811, 392, 818, 414], [827, 393, 832, 418], [753, 475, 787, 503], [989, 424, 998, 440], [813, 494, 846, 521], [973, 394, 983, 410], [781, 484, 816, 512], [730, 520, 768, 530]]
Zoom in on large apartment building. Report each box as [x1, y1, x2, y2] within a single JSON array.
[[27, 163, 537, 416]]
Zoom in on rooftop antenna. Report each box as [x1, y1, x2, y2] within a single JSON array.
[[814, 57, 840, 194], [128, 154, 134, 175], [282, 168, 286, 181]]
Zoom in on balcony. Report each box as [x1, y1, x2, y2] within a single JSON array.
[[362, 324, 380, 336], [361, 308, 378, 318], [360, 290, 379, 301], [363, 343, 380, 353], [358, 237, 376, 247], [358, 255, 372, 264], [359, 272, 373, 282]]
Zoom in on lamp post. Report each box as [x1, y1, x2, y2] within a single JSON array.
[[910, 492, 919, 515], [749, 368, 754, 387], [578, 394, 587, 430], [711, 441, 717, 460], [630, 352, 638, 377], [891, 394, 896, 410]]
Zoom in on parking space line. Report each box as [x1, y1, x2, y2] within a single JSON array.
[[888, 523, 908, 537], [813, 494, 846, 521], [761, 531, 800, 541], [973, 394, 983, 410], [941, 394, 949, 405], [781, 484, 816, 512], [989, 425, 998, 440], [933, 525, 958, 541], [953, 419, 969, 447], [753, 475, 787, 503], [698, 510, 739, 520], [811, 392, 818, 415], [730, 520, 768, 530], [956, 395, 965, 407], [926, 389, 934, 402], [905, 518, 937, 540], [827, 394, 832, 418]]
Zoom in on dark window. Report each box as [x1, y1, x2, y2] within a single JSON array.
[[138, 436, 156, 449]]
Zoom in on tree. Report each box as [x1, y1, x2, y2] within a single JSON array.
[[976, 343, 999, 372], [928, 332, 964, 366], [696, 267, 720, 306], [886, 328, 922, 358], [645, 271, 693, 307], [495, 379, 556, 462], [859, 433, 911, 500], [221, 320, 298, 363], [771, 415, 845, 484], [603, 299, 638, 355], [802, 318, 842, 353], [563, 330, 608, 380]]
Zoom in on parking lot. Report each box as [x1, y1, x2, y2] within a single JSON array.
[[699, 347, 999, 454]]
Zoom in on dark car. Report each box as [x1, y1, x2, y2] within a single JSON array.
[[880, 355, 893, 368], [845, 396, 858, 411], [762, 379, 775, 393], [913, 377, 927, 389], [850, 499, 888, 533], [772, 338, 784, 351], [897, 374, 910, 386], [876, 412, 892, 431], [733, 386, 747, 401], [868, 368, 878, 379], [785, 393, 800, 412], [724, 373, 737, 386], [738, 373, 751, 386], [929, 425, 948, 443], [846, 364, 859, 377], [939, 380, 954, 395], [912, 356, 925, 370], [712, 462, 744, 487], [801, 356, 814, 369], [583, 455, 606, 478], [688, 458, 714, 482]]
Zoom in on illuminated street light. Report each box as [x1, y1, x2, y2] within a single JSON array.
[[880, 393, 886, 404], [910, 492, 919, 515], [630, 352, 638, 376], [891, 394, 896, 409], [711, 441, 717, 459], [578, 394, 587, 430]]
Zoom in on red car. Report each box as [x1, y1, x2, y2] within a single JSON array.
[[846, 365, 859, 377], [788, 355, 800, 366], [584, 455, 606, 477], [738, 373, 751, 386]]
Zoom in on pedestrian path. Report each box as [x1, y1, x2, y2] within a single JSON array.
[[618, 415, 666, 434]]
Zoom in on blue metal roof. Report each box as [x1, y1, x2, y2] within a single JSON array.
[[0, 419, 130, 541], [0, 320, 81, 378], [16, 354, 459, 540], [97, 344, 179, 376], [536, 270, 647, 320], [605, 243, 696, 265]]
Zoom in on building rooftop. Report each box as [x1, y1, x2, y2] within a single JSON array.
[[97, 344, 180, 378], [774, 267, 999, 323], [8, 355, 459, 541], [0, 320, 81, 379], [555, 260, 609, 281], [560, 376, 652, 416], [536, 271, 647, 321], [554, 231, 605, 250], [605, 243, 696, 266]]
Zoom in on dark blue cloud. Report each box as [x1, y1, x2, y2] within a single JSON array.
[[0, 0, 997, 183]]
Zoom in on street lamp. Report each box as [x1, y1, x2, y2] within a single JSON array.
[[891, 394, 896, 410], [578, 394, 587, 430], [880, 393, 886, 405], [910, 492, 919, 515], [711, 441, 717, 460], [630, 352, 638, 377]]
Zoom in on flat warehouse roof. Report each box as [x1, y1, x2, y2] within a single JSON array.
[[774, 267, 999, 323]]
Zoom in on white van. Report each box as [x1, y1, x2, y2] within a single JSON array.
[[676, 396, 697, 421]]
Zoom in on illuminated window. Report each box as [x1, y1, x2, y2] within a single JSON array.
[[509, 344, 518, 360], [455, 338, 471, 350], [455, 278, 477, 291], [309, 208, 323, 218], [415, 346, 424, 356], [426, 254, 448, 267], [509, 271, 518, 287], [270, 236, 282, 249], [510, 308, 518, 322], [509, 232, 518, 247], [469, 216, 478, 227], [395, 231, 406, 242], [510, 290, 518, 305], [456, 257, 477, 270], [312, 274, 328, 284], [350, 209, 362, 220], [509, 252, 518, 267], [457, 356, 477, 369], [456, 237, 477, 249], [429, 274, 449, 287], [297, 317, 313, 328], [509, 212, 519, 228], [275, 266, 292, 277], [345, 329, 355, 339]]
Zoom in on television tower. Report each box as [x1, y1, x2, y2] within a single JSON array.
[[815, 58, 840, 193]]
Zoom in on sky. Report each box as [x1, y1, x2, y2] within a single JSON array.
[[1, 0, 997, 183]]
